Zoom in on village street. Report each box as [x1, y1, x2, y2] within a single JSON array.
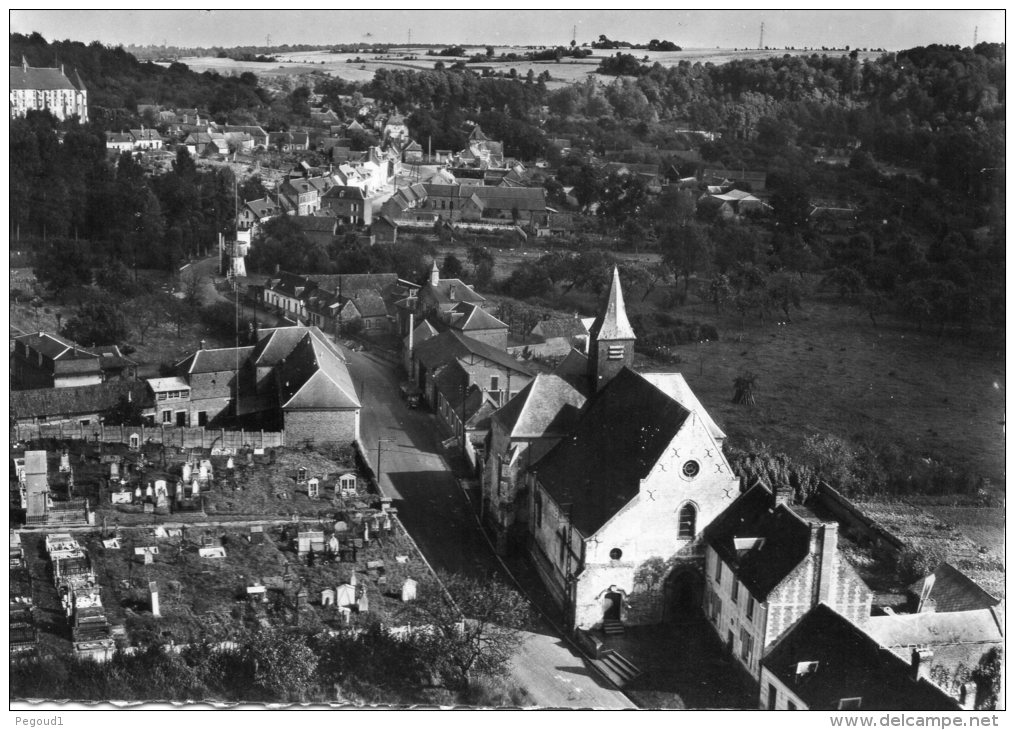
[[345, 348, 635, 708]]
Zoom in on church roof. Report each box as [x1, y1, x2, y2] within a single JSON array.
[[492, 374, 587, 440], [10, 64, 79, 91], [587, 267, 635, 341], [639, 372, 726, 441], [533, 368, 690, 536]]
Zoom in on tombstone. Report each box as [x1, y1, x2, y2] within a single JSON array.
[[145, 483, 154, 501], [339, 474, 357, 497], [333, 521, 348, 534], [335, 583, 356, 607], [327, 535, 340, 554], [321, 588, 336, 607], [167, 529, 182, 539], [357, 591, 369, 613], [349, 572, 358, 588], [296, 588, 308, 608], [296, 466, 308, 485], [380, 497, 392, 512], [143, 503, 155, 514], [111, 491, 132, 505], [153, 526, 168, 539], [176, 483, 184, 503], [395, 555, 409, 564], [401, 578, 418, 603], [182, 462, 192, 482], [154, 479, 168, 496], [198, 463, 209, 482], [129, 434, 140, 450], [143, 550, 154, 564], [366, 560, 384, 571], [363, 524, 370, 543], [199, 546, 226, 559], [134, 486, 143, 502], [226, 456, 234, 470], [246, 451, 254, 467], [247, 584, 267, 603], [149, 582, 160, 617], [191, 479, 200, 496], [338, 606, 352, 624], [307, 478, 320, 499], [102, 538, 121, 550], [59, 450, 71, 473], [382, 515, 392, 535]]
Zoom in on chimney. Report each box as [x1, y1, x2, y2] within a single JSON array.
[[200, 340, 207, 350], [449, 284, 457, 301], [816, 522, 838, 604], [911, 648, 933, 682], [773, 483, 792, 507]]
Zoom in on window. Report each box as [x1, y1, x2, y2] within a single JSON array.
[[162, 410, 172, 424], [714, 556, 723, 583], [490, 376, 499, 391], [739, 629, 753, 664], [767, 684, 777, 711], [731, 579, 739, 604], [746, 595, 755, 621], [558, 528, 567, 563], [534, 493, 542, 527], [678, 503, 697, 539], [682, 460, 700, 478], [609, 548, 623, 561], [837, 698, 862, 710]]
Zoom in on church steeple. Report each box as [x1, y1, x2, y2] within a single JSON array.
[[587, 267, 636, 391], [430, 259, 440, 286]]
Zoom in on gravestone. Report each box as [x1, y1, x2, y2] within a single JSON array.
[[149, 582, 160, 617], [102, 538, 121, 550], [339, 474, 357, 497], [333, 521, 348, 534], [335, 583, 356, 607], [246, 452, 254, 467], [296, 588, 308, 608], [247, 584, 267, 603], [191, 479, 200, 496], [401, 579, 418, 602], [134, 486, 143, 502], [296, 466, 307, 484], [395, 555, 409, 564], [145, 483, 154, 501], [110, 461, 120, 479], [199, 546, 226, 559], [59, 451, 71, 473], [321, 588, 335, 606], [111, 491, 131, 505], [143, 503, 154, 514], [328, 535, 340, 554], [154, 480, 168, 497], [182, 462, 192, 482], [226, 456, 234, 470], [357, 592, 369, 613], [307, 478, 320, 498]]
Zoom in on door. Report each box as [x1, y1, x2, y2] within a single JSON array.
[[726, 630, 735, 657], [176, 412, 187, 427], [603, 591, 622, 621], [197, 412, 208, 427]]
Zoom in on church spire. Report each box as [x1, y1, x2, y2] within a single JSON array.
[[588, 267, 636, 342], [587, 266, 636, 392], [429, 259, 440, 286]]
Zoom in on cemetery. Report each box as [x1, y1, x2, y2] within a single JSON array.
[[10, 439, 364, 526]]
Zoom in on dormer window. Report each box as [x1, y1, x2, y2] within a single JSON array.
[[795, 661, 819, 679]]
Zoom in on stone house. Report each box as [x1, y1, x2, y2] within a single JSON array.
[[12, 332, 133, 390], [12, 380, 150, 428], [702, 482, 873, 681], [443, 301, 509, 349], [321, 185, 371, 225], [760, 604, 960, 711], [417, 260, 488, 318], [173, 344, 255, 426], [482, 374, 587, 554]]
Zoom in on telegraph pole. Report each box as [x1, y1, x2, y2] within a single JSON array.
[[759, 22, 765, 50]]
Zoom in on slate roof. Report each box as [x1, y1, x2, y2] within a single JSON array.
[[448, 301, 507, 332], [405, 319, 439, 350], [14, 331, 95, 361], [178, 347, 255, 375], [10, 65, 79, 91], [344, 290, 389, 319], [322, 185, 367, 202], [252, 326, 344, 367], [866, 608, 1004, 657], [639, 372, 726, 441], [533, 367, 690, 536], [245, 198, 281, 219], [532, 317, 588, 341], [464, 185, 545, 212], [12, 381, 151, 420], [421, 277, 487, 307], [553, 348, 589, 391], [703, 482, 815, 599], [277, 331, 359, 410], [762, 604, 959, 711], [587, 267, 636, 342], [313, 273, 398, 297], [292, 216, 337, 234], [492, 374, 586, 440], [907, 563, 1001, 613], [414, 330, 531, 376]]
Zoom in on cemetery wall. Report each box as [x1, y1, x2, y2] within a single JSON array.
[[283, 409, 358, 448], [11, 422, 286, 450]]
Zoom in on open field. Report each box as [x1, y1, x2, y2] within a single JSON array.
[[170, 47, 884, 88]]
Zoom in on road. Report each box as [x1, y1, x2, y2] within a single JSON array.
[[345, 348, 634, 708]]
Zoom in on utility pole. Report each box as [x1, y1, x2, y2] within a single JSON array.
[[973, 26, 978, 46], [759, 22, 765, 50]]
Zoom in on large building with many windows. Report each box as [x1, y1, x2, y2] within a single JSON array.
[[10, 58, 88, 122]]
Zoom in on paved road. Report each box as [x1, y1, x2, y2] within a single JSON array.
[[345, 348, 634, 709]]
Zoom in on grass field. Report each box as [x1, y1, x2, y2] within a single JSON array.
[[171, 47, 883, 88]]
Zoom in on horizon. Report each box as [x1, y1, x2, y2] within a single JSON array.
[[9, 9, 1005, 53]]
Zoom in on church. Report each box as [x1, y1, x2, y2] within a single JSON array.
[[10, 57, 88, 123], [484, 268, 741, 631]]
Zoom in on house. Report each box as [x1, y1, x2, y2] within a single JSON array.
[[863, 564, 1003, 706], [105, 132, 134, 153], [417, 260, 488, 318], [529, 316, 590, 355], [172, 343, 255, 426], [129, 128, 164, 151], [268, 131, 309, 153], [321, 185, 371, 225], [402, 139, 424, 163], [263, 272, 399, 334], [443, 301, 509, 349], [10, 58, 88, 122], [263, 271, 314, 320], [280, 176, 322, 216], [292, 215, 337, 247], [430, 360, 502, 467], [372, 214, 400, 244], [238, 198, 283, 231], [383, 114, 410, 143], [760, 604, 961, 711], [11, 332, 133, 390], [698, 189, 768, 220], [409, 329, 533, 412], [602, 161, 663, 193], [482, 374, 587, 554], [222, 125, 268, 149], [702, 482, 873, 680], [11, 380, 150, 427]]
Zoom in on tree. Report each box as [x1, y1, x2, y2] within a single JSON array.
[[441, 253, 464, 279], [732, 372, 757, 405], [180, 270, 205, 307], [766, 273, 804, 320], [128, 293, 170, 345], [103, 393, 145, 426], [407, 573, 531, 690], [660, 223, 713, 300], [244, 627, 318, 702], [62, 293, 127, 346]]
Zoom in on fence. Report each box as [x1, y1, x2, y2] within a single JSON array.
[[11, 423, 286, 450]]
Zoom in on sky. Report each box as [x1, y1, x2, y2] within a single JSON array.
[[9, 9, 1006, 51]]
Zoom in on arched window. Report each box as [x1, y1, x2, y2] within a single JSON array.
[[678, 503, 697, 540]]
